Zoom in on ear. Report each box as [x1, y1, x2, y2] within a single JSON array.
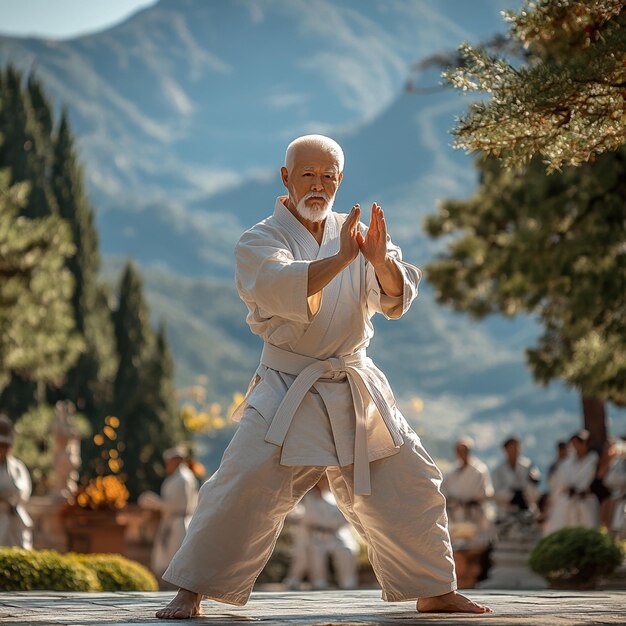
[[280, 166, 289, 189], [337, 171, 343, 188]]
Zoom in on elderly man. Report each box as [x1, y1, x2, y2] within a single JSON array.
[[157, 135, 490, 619], [139, 446, 199, 581]]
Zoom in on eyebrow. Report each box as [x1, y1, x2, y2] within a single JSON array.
[[302, 165, 338, 173]]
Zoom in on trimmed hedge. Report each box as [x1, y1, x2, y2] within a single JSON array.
[[71, 553, 158, 591], [0, 549, 98, 591], [0, 548, 157, 592], [529, 527, 624, 588]]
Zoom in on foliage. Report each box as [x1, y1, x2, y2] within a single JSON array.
[[425, 150, 626, 407], [0, 548, 98, 591], [75, 475, 129, 511], [446, 0, 626, 170], [529, 527, 624, 587], [70, 553, 158, 591], [0, 171, 83, 393]]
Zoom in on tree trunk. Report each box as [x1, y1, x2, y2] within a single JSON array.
[[581, 395, 607, 452]]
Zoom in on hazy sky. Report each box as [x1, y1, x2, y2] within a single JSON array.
[[0, 1, 157, 39]]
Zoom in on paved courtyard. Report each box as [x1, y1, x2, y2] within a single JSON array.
[[0, 590, 625, 625]]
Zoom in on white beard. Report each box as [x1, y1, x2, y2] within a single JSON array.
[[295, 192, 335, 222]]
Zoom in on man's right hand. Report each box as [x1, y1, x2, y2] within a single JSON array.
[[337, 205, 361, 265], [307, 205, 361, 299]]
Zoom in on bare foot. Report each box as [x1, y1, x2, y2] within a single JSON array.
[[417, 591, 492, 614], [155, 588, 203, 620]]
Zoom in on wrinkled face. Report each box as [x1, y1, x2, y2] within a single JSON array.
[[281, 145, 342, 222]]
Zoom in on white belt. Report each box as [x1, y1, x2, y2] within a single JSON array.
[[260, 343, 403, 496]]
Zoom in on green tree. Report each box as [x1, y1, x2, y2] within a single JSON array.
[[111, 263, 185, 499], [49, 111, 117, 418], [0, 67, 57, 218], [424, 1, 626, 449], [0, 172, 83, 398], [446, 0, 625, 170], [425, 150, 625, 448]]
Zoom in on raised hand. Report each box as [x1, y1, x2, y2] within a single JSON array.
[[357, 203, 388, 268], [338, 204, 361, 265]]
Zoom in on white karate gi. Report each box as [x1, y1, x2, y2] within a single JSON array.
[[139, 464, 199, 578], [0, 456, 33, 549], [285, 489, 359, 590], [163, 197, 456, 604], [544, 451, 599, 535], [492, 456, 540, 518], [442, 458, 494, 549]]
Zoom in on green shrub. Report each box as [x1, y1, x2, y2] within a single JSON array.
[[529, 527, 624, 588], [0, 548, 99, 591], [70, 553, 158, 591]]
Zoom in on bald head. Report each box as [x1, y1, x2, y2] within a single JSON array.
[[285, 134, 344, 174]]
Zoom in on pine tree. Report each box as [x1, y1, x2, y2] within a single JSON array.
[[445, 0, 625, 170], [422, 0, 626, 450], [0, 171, 83, 398], [425, 149, 626, 449]]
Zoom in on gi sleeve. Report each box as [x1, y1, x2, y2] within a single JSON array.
[[364, 231, 422, 320], [235, 228, 313, 323]]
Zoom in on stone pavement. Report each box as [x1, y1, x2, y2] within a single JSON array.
[[0, 589, 625, 625]]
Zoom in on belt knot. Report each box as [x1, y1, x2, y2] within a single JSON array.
[[327, 356, 345, 373]]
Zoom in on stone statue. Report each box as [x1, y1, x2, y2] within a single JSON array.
[[51, 401, 81, 501]]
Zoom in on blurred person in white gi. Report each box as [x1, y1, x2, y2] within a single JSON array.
[[442, 437, 494, 549], [541, 441, 569, 523], [138, 446, 199, 579], [492, 436, 541, 520], [284, 474, 358, 590], [156, 135, 491, 619], [0, 414, 33, 549], [545, 430, 599, 534], [603, 436, 626, 538]]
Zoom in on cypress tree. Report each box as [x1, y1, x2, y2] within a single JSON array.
[[150, 323, 187, 446], [0, 67, 57, 219], [49, 110, 117, 417], [112, 263, 183, 499]]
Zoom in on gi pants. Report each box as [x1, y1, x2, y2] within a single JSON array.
[[162, 408, 457, 605]]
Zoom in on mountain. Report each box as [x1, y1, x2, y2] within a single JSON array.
[[0, 0, 514, 205]]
